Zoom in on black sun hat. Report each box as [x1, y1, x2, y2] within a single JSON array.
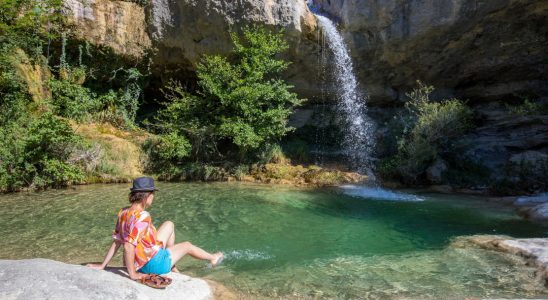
[[130, 177, 159, 192]]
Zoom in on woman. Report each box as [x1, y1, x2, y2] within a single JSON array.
[[87, 177, 223, 281]]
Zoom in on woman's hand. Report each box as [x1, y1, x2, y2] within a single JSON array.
[[86, 263, 104, 270]]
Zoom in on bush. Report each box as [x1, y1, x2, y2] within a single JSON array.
[[48, 78, 98, 121], [0, 113, 86, 191], [257, 144, 287, 164], [142, 133, 192, 173], [154, 26, 304, 163], [282, 139, 310, 163], [157, 163, 228, 182], [377, 81, 474, 183], [506, 97, 548, 116]]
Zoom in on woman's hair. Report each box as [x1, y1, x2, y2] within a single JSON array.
[[129, 191, 153, 204]]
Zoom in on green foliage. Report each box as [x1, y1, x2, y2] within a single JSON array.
[[377, 81, 474, 183], [282, 139, 310, 163], [256, 144, 287, 164], [143, 133, 191, 172], [0, 0, 64, 58], [154, 26, 304, 164], [47, 66, 143, 127], [47, 78, 98, 120], [0, 112, 85, 191], [506, 97, 548, 116], [231, 164, 250, 181], [158, 163, 228, 182], [0, 0, 147, 191]]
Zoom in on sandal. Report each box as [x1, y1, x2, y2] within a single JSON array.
[[138, 274, 172, 289]]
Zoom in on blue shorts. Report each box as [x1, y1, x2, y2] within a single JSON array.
[[139, 248, 172, 275]]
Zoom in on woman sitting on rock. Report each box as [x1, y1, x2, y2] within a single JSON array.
[[87, 177, 223, 281]]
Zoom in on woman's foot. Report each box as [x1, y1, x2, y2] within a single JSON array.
[[171, 266, 180, 273], [210, 252, 224, 267]]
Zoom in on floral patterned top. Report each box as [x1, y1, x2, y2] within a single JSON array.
[[112, 207, 163, 270]]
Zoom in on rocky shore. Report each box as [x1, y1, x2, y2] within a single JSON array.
[[452, 235, 548, 284], [0, 259, 213, 300]]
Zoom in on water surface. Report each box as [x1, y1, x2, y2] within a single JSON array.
[[1, 183, 546, 299]]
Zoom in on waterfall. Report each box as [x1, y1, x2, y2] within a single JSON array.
[[310, 7, 376, 178]]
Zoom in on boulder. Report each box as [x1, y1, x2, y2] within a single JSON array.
[[0, 259, 212, 300]]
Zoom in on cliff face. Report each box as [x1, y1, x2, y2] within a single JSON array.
[[62, 0, 547, 185], [64, 0, 547, 104], [311, 0, 547, 104], [64, 0, 321, 98], [148, 0, 319, 97], [309, 0, 547, 181], [64, 0, 151, 57]]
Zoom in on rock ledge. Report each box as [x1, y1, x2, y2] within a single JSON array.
[[0, 258, 212, 300], [452, 235, 548, 284]]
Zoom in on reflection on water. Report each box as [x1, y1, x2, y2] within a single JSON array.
[[0, 182, 546, 299]]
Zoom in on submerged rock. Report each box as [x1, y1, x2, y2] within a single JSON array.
[[519, 202, 548, 223], [513, 193, 548, 222], [0, 259, 212, 300], [451, 235, 548, 284]]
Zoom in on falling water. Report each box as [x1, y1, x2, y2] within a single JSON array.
[[309, 4, 376, 178]]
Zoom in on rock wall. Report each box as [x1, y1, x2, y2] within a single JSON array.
[[64, 0, 151, 57], [148, 0, 320, 98], [311, 0, 548, 104]]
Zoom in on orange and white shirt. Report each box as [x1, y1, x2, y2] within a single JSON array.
[[112, 207, 163, 270]]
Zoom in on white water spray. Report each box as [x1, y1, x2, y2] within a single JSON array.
[[309, 5, 376, 177]]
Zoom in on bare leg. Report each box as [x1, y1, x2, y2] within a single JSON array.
[[156, 221, 179, 272], [167, 241, 223, 268], [157, 221, 175, 247]]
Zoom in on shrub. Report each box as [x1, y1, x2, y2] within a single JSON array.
[[506, 97, 548, 116], [257, 144, 287, 164], [378, 81, 474, 183], [282, 139, 310, 163], [0, 113, 86, 191], [142, 133, 192, 173], [157, 163, 228, 182], [47, 78, 98, 121], [155, 26, 304, 163], [231, 164, 250, 181]]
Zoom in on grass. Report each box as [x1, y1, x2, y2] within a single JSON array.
[[72, 122, 148, 182]]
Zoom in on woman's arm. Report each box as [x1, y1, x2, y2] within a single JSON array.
[[86, 241, 122, 270], [124, 242, 144, 280]]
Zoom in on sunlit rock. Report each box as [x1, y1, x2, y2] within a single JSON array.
[[0, 259, 212, 300]]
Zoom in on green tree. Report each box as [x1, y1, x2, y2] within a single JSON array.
[[156, 26, 304, 162]]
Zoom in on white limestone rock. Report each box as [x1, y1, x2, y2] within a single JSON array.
[[0, 258, 212, 300]]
